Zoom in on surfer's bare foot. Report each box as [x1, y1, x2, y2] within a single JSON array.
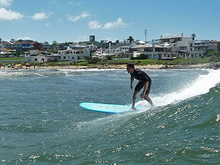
[[130, 107, 137, 110]]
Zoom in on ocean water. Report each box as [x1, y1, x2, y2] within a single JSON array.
[[0, 68, 219, 164]]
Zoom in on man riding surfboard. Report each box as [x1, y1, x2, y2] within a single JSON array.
[[127, 63, 153, 110]]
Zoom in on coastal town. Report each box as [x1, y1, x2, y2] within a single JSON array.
[[0, 33, 220, 69]]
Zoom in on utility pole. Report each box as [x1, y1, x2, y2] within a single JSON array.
[[145, 29, 147, 43]]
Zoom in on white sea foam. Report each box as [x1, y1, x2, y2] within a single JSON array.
[[34, 73, 47, 77], [137, 69, 220, 107], [0, 71, 25, 78], [99, 69, 220, 125], [58, 68, 121, 72], [73, 69, 220, 131]]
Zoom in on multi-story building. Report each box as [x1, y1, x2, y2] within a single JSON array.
[[3, 41, 34, 51], [157, 33, 192, 59], [188, 40, 215, 58], [108, 43, 135, 57], [130, 33, 217, 60], [25, 46, 90, 63], [56, 45, 90, 62], [131, 41, 167, 59], [89, 35, 95, 42]]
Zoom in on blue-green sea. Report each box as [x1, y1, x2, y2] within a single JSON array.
[[0, 68, 220, 164]]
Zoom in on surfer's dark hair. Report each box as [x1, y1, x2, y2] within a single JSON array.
[[127, 63, 135, 69]]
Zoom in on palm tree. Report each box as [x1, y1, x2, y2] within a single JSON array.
[[191, 33, 196, 40], [10, 39, 16, 43], [127, 36, 134, 43]]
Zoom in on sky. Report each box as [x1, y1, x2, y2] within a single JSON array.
[[0, 0, 220, 44]]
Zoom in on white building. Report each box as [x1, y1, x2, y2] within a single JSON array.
[[130, 41, 169, 59], [188, 40, 215, 58], [130, 33, 217, 60], [110, 43, 135, 56], [25, 54, 60, 63], [158, 33, 192, 59], [57, 47, 90, 62], [25, 47, 90, 63], [93, 42, 135, 58]]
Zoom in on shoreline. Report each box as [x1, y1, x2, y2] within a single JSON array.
[[0, 63, 215, 70]]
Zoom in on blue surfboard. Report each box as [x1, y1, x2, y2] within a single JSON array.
[[80, 102, 146, 114]]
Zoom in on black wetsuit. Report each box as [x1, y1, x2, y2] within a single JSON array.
[[130, 68, 151, 95]]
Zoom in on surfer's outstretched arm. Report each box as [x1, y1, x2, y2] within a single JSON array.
[[130, 77, 134, 90]]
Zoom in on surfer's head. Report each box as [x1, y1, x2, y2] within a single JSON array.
[[127, 63, 135, 73]]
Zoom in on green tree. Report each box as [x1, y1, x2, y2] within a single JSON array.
[[127, 36, 134, 43], [10, 39, 16, 43], [191, 33, 196, 40], [52, 40, 58, 46], [52, 40, 58, 50]]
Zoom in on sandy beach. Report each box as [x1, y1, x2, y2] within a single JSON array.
[[0, 63, 214, 70]]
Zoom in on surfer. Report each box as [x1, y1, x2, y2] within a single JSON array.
[[127, 63, 153, 110]]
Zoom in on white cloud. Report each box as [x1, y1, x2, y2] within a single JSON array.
[[103, 18, 126, 29], [0, 0, 13, 7], [32, 12, 50, 20], [88, 20, 102, 29], [68, 11, 90, 22], [0, 8, 23, 21], [88, 18, 127, 30]]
